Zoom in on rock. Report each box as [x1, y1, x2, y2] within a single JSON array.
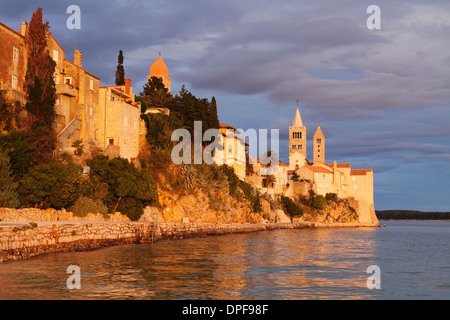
[[275, 209, 291, 223]]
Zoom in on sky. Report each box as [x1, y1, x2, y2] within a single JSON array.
[[1, 0, 450, 211]]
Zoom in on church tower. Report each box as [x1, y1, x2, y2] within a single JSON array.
[[313, 126, 325, 164], [149, 54, 171, 93], [289, 106, 307, 170]]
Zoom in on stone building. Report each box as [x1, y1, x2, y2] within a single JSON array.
[[0, 19, 142, 161], [98, 80, 141, 160], [285, 106, 377, 224], [214, 123, 247, 181], [289, 106, 307, 171], [0, 21, 27, 106]]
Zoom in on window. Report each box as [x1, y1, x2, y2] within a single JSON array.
[[292, 145, 296, 150], [109, 138, 114, 145], [64, 77, 73, 85], [316, 139, 322, 144], [13, 47, 19, 63], [89, 79, 94, 91], [11, 75, 17, 90], [53, 49, 59, 63], [228, 145, 233, 154], [295, 164, 299, 170], [298, 145, 302, 149], [111, 96, 115, 101]]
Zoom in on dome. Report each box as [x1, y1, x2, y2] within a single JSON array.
[[150, 55, 169, 77]]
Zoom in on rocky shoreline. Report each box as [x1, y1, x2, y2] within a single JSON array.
[[0, 220, 379, 263]]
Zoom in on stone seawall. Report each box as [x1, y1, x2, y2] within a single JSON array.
[[0, 221, 379, 263]]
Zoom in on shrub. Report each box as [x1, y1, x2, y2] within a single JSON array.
[[311, 194, 327, 210], [240, 180, 262, 213], [280, 196, 303, 217], [86, 155, 159, 221], [0, 150, 20, 208], [325, 193, 338, 202], [19, 161, 82, 209], [0, 130, 33, 181], [220, 165, 240, 198], [68, 196, 108, 218]]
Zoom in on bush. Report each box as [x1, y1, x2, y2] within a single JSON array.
[[311, 194, 327, 210], [19, 161, 82, 209], [325, 193, 338, 202], [220, 165, 240, 198], [0, 130, 33, 181], [86, 155, 159, 221], [280, 196, 303, 217], [240, 180, 262, 213], [0, 150, 20, 208], [68, 196, 108, 218]]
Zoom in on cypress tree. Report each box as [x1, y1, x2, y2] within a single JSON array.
[[24, 7, 56, 128], [209, 96, 220, 129], [115, 50, 125, 85]]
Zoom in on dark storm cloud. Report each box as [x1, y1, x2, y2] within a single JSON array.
[[1, 0, 450, 210]]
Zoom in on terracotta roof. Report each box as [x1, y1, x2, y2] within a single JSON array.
[[279, 161, 289, 167], [150, 55, 169, 76], [325, 163, 351, 168], [314, 126, 325, 138], [350, 169, 372, 176], [287, 170, 295, 175], [305, 165, 333, 173]]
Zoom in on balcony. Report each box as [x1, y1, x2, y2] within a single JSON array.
[[55, 83, 76, 97]]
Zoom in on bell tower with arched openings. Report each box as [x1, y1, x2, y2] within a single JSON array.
[[289, 104, 307, 171]]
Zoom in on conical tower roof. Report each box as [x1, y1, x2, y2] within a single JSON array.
[[292, 106, 303, 127], [150, 55, 169, 77], [314, 126, 325, 138]]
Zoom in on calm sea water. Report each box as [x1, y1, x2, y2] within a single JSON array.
[[0, 220, 449, 300]]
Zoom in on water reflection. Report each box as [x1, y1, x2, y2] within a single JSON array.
[[0, 227, 383, 300]]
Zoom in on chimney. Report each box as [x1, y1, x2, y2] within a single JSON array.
[[125, 78, 131, 96], [21, 21, 27, 37], [74, 50, 82, 67]]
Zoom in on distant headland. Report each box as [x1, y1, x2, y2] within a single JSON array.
[[376, 210, 450, 220]]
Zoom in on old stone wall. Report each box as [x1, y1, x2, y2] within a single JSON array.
[[0, 219, 380, 263], [0, 208, 131, 222]]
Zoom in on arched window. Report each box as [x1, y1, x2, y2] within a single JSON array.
[[295, 164, 299, 170]]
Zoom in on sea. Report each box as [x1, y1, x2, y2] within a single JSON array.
[[0, 220, 449, 301]]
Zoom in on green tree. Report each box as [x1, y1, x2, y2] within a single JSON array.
[[0, 91, 15, 132], [86, 155, 159, 221], [142, 76, 172, 110], [0, 150, 20, 208], [24, 7, 56, 128], [0, 130, 33, 181], [280, 196, 303, 217], [19, 161, 83, 209], [141, 112, 181, 151], [115, 50, 125, 85], [208, 96, 220, 129], [27, 121, 57, 165]]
